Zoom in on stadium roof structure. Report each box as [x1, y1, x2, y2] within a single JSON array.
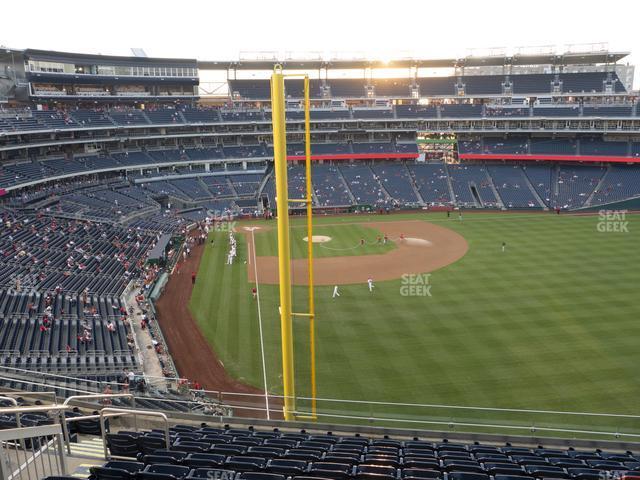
[[23, 49, 197, 67], [199, 51, 630, 70], [7, 47, 629, 71]]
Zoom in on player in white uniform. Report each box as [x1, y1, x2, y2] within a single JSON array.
[[332, 285, 340, 298], [367, 277, 374, 292]]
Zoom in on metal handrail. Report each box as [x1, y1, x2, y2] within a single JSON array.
[[0, 390, 58, 405], [0, 364, 129, 388], [155, 390, 640, 440], [0, 405, 68, 414], [0, 424, 68, 479], [0, 350, 20, 356], [100, 408, 169, 460], [190, 389, 640, 420], [0, 374, 95, 396], [287, 409, 640, 440], [0, 396, 22, 450], [0, 396, 18, 407], [61, 393, 135, 454]]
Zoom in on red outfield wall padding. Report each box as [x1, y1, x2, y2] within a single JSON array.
[[286, 153, 420, 161], [458, 153, 640, 164]]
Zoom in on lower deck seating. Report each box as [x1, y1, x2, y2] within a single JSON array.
[[591, 165, 640, 206], [447, 164, 500, 208], [555, 166, 606, 209], [487, 165, 541, 208], [312, 165, 352, 207], [339, 165, 390, 207], [371, 164, 420, 204], [408, 164, 452, 205], [522, 164, 554, 207]]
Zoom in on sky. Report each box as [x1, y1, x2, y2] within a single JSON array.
[[2, 0, 639, 87]]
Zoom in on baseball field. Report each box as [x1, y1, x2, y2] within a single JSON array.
[[185, 211, 640, 436]]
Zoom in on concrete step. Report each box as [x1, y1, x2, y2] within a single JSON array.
[[68, 436, 105, 460]]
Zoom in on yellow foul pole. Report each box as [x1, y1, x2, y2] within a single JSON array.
[[270, 66, 296, 420], [303, 76, 317, 418]]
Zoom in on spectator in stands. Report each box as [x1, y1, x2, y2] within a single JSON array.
[[121, 369, 130, 392], [127, 369, 136, 388], [107, 321, 116, 333], [102, 384, 113, 405], [152, 339, 162, 354], [135, 378, 147, 393]]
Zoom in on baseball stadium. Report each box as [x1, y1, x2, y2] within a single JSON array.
[[0, 5, 640, 478]]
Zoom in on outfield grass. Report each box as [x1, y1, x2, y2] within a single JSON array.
[[189, 212, 640, 437]]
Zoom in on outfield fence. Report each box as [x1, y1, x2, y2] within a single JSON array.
[[195, 390, 640, 442]]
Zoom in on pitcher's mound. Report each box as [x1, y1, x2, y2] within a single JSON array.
[[402, 237, 433, 247], [303, 235, 332, 243]]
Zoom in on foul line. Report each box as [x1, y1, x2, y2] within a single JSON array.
[[250, 229, 271, 420]]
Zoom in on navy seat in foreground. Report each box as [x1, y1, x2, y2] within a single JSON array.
[[447, 473, 490, 480], [225, 456, 268, 472], [183, 453, 227, 468], [90, 461, 144, 480], [106, 433, 139, 458], [402, 469, 442, 480], [138, 464, 191, 480], [266, 459, 307, 475], [493, 476, 535, 480], [142, 455, 181, 465]]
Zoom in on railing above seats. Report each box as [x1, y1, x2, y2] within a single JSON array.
[[0, 350, 20, 357], [27, 350, 50, 358], [0, 404, 70, 480]]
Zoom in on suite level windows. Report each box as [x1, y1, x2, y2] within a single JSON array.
[[27, 61, 66, 73], [27, 60, 196, 78]]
